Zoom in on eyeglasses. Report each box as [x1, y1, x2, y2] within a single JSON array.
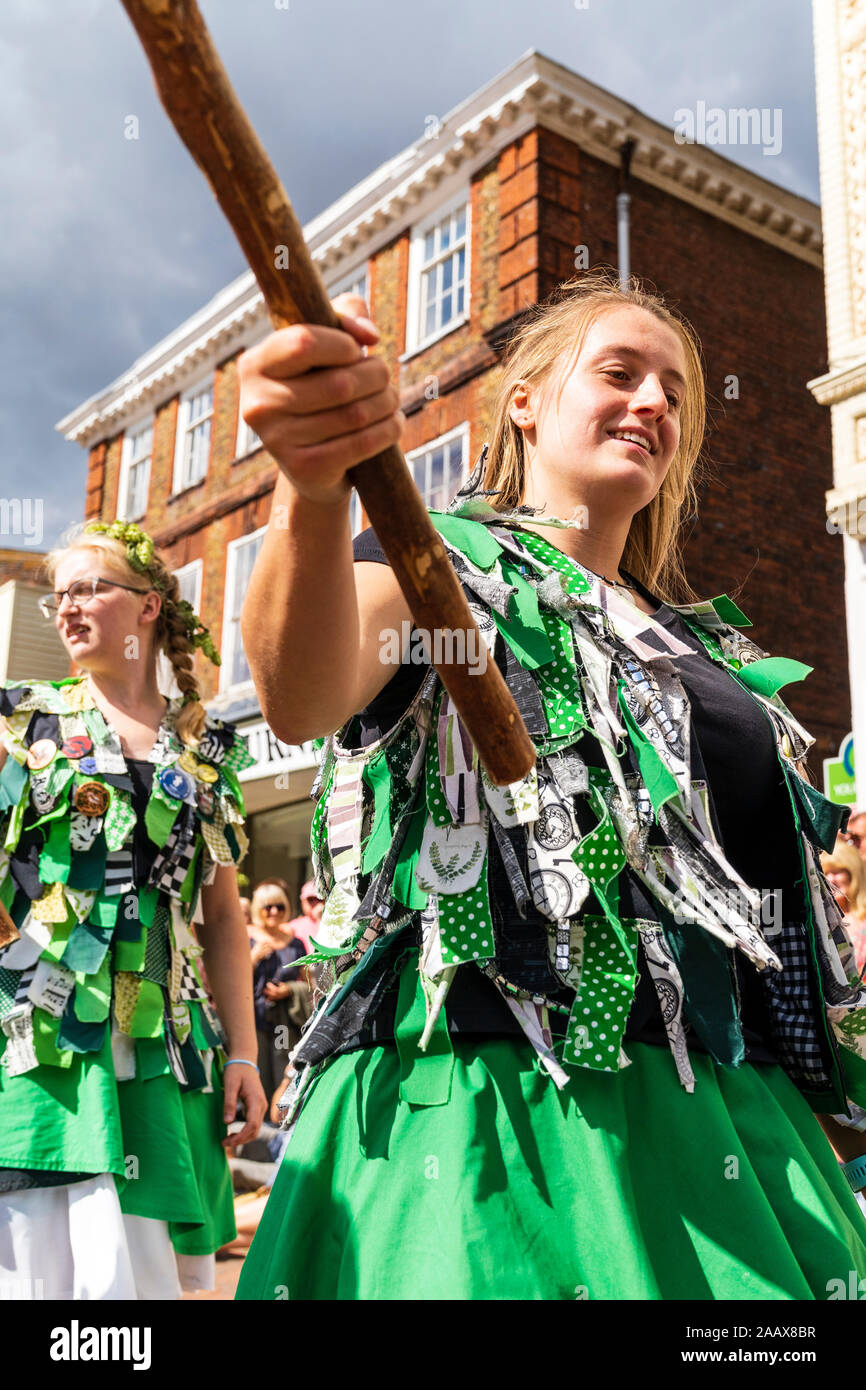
[[262, 903, 289, 914], [39, 577, 151, 619], [842, 832, 863, 848]]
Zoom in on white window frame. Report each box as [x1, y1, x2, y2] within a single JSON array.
[[220, 527, 266, 692], [405, 192, 470, 356], [172, 375, 214, 494], [234, 331, 270, 461], [118, 416, 154, 521], [235, 412, 262, 463], [173, 558, 203, 614], [405, 423, 469, 513], [157, 559, 203, 697], [328, 262, 370, 307]]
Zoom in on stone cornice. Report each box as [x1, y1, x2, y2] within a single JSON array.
[[808, 353, 866, 404], [58, 48, 822, 449]]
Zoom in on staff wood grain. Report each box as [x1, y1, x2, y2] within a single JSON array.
[[119, 0, 535, 786]]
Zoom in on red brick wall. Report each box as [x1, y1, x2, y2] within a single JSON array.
[[575, 143, 843, 759]]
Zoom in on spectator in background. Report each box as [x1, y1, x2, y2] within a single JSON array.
[[822, 839, 866, 980], [249, 881, 308, 1096], [842, 809, 866, 868], [286, 880, 323, 955], [239, 896, 253, 927]]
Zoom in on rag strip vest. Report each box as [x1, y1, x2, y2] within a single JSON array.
[[0, 679, 254, 1087], [289, 500, 866, 1124]]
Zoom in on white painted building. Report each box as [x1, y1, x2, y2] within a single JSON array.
[[809, 0, 866, 808]]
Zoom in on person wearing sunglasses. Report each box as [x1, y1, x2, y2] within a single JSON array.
[[0, 520, 266, 1299]]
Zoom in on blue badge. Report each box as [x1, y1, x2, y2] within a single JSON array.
[[159, 767, 195, 801], [78, 756, 98, 774]]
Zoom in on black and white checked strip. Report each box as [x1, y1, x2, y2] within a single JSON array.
[[148, 823, 196, 899], [759, 922, 832, 1089], [177, 953, 206, 1002]]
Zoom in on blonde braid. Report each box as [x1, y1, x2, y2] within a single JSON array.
[[160, 570, 207, 746]]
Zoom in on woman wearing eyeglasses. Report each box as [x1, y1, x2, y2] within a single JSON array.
[[249, 881, 312, 1098], [0, 520, 266, 1299]]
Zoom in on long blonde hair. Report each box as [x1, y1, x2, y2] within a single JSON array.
[[45, 529, 207, 746], [483, 271, 707, 603]]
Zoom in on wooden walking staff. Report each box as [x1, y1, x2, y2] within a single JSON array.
[[119, 0, 535, 786]]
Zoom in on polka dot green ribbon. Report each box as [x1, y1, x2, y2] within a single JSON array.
[[562, 914, 640, 1071], [435, 862, 494, 966]]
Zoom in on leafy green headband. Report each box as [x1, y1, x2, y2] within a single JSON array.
[[83, 520, 221, 669]]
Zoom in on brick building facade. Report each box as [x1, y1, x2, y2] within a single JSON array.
[[58, 52, 843, 886]]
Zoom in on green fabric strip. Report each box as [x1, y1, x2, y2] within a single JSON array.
[[61, 920, 114, 975], [73, 956, 112, 1022], [392, 802, 430, 910], [394, 949, 454, 1107], [39, 818, 71, 885], [89, 892, 121, 930], [0, 757, 27, 812], [789, 776, 848, 854], [662, 912, 745, 1068], [735, 657, 812, 700], [361, 750, 393, 874], [130, 978, 165, 1038], [491, 557, 555, 670], [428, 512, 503, 571], [711, 595, 752, 627], [616, 682, 679, 816], [145, 792, 180, 849], [33, 1009, 74, 1069], [56, 1012, 107, 1055]]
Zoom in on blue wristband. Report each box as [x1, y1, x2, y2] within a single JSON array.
[[224, 1057, 260, 1073], [840, 1155, 866, 1193]]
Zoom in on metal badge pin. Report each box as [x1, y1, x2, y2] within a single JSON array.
[[159, 766, 195, 801], [60, 735, 93, 760], [26, 739, 58, 771], [73, 781, 110, 816]]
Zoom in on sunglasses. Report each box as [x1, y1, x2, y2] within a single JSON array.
[[262, 903, 289, 914]]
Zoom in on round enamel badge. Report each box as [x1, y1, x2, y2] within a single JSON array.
[[178, 750, 200, 776], [26, 739, 58, 770], [73, 780, 110, 816], [60, 736, 92, 760], [77, 756, 98, 774], [160, 767, 195, 801], [195, 763, 219, 785]]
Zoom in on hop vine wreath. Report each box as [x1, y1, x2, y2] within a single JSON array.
[[84, 520, 221, 667]]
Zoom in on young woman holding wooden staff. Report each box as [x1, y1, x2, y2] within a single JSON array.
[[236, 271, 866, 1300], [0, 522, 266, 1299]]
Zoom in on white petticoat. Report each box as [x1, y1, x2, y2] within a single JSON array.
[[0, 1174, 215, 1300]]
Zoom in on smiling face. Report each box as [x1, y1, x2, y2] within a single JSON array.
[[51, 548, 161, 673], [515, 305, 688, 517]]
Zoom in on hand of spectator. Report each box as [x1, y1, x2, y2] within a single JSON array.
[[263, 980, 293, 1001], [250, 937, 276, 964]]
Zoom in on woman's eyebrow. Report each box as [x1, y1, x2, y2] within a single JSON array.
[[588, 345, 686, 390]]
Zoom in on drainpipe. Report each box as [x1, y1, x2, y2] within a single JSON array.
[[617, 138, 636, 289]]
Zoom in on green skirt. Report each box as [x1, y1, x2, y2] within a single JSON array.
[[0, 1028, 236, 1257], [236, 1037, 866, 1300]]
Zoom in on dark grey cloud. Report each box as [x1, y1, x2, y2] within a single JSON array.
[[1, 0, 819, 547]]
